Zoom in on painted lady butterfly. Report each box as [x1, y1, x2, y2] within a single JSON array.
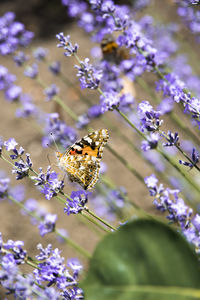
[[56, 129, 109, 190]]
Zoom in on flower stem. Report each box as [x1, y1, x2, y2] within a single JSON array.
[[84, 206, 117, 231]]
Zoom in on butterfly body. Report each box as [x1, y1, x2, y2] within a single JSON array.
[[56, 129, 109, 190]]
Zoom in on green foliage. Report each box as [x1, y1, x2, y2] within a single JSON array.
[[81, 219, 200, 300]]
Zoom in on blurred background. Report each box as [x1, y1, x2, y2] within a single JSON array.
[[0, 0, 200, 297]]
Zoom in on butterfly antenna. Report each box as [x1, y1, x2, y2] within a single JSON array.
[[50, 132, 60, 152]]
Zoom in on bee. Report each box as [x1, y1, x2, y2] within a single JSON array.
[[101, 34, 130, 64]]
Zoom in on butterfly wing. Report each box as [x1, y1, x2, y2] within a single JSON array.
[[58, 129, 109, 189]]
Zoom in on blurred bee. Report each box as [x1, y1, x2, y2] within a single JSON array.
[[101, 34, 130, 64], [101, 34, 136, 98]]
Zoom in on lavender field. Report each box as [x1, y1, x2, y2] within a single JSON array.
[[0, 0, 200, 299]]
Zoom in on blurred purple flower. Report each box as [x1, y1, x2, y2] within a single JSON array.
[[49, 61, 61, 75], [24, 63, 38, 78], [44, 83, 59, 101], [38, 214, 57, 237], [33, 47, 48, 61]]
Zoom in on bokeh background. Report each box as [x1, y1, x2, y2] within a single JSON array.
[[0, 0, 200, 297]]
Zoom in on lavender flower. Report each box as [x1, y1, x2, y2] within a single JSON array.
[[35, 243, 52, 260], [163, 131, 180, 147], [64, 190, 90, 215], [12, 153, 32, 180], [42, 113, 77, 149], [33, 47, 48, 61], [5, 84, 22, 102], [75, 57, 102, 89], [34, 244, 83, 294], [32, 166, 64, 200], [87, 104, 102, 119], [0, 12, 34, 56], [15, 94, 38, 118], [49, 61, 61, 75], [100, 90, 120, 113], [76, 113, 90, 129], [44, 83, 59, 101], [137, 101, 163, 132], [13, 51, 29, 66], [3, 239, 27, 264], [144, 174, 200, 252], [176, 0, 200, 41], [0, 65, 16, 90], [24, 63, 38, 78], [38, 214, 57, 237], [56, 33, 79, 56], [4, 138, 18, 151], [179, 147, 199, 169], [141, 133, 159, 151]]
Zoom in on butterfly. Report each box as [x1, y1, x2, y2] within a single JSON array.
[[56, 129, 109, 190]]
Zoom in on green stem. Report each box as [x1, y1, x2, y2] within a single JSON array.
[[106, 144, 145, 185], [81, 210, 111, 233], [85, 206, 117, 231], [55, 229, 91, 258]]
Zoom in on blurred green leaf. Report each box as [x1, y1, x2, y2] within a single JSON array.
[[81, 219, 200, 300]]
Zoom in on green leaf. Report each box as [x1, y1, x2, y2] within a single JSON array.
[[81, 219, 200, 300]]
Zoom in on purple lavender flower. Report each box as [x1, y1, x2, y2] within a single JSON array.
[[24, 63, 38, 78], [4, 239, 27, 264], [4, 138, 18, 151], [44, 83, 59, 101], [35, 243, 52, 260], [75, 57, 102, 89], [87, 104, 102, 119], [137, 101, 163, 132], [12, 153, 32, 180], [33, 47, 48, 61], [179, 147, 199, 169], [67, 258, 83, 279], [5, 84, 22, 102], [4, 138, 24, 160], [49, 61, 61, 75], [176, 0, 200, 41], [33, 244, 83, 294], [141, 133, 159, 151], [15, 94, 38, 118], [163, 131, 180, 147], [157, 97, 174, 115], [144, 174, 200, 252], [76, 113, 90, 129], [42, 113, 77, 149], [0, 65, 16, 90], [64, 190, 90, 215], [100, 90, 120, 113], [56, 33, 79, 57], [10, 184, 25, 202], [32, 166, 64, 200], [61, 0, 87, 18], [13, 51, 29, 67], [0, 12, 34, 55], [38, 214, 57, 237]]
